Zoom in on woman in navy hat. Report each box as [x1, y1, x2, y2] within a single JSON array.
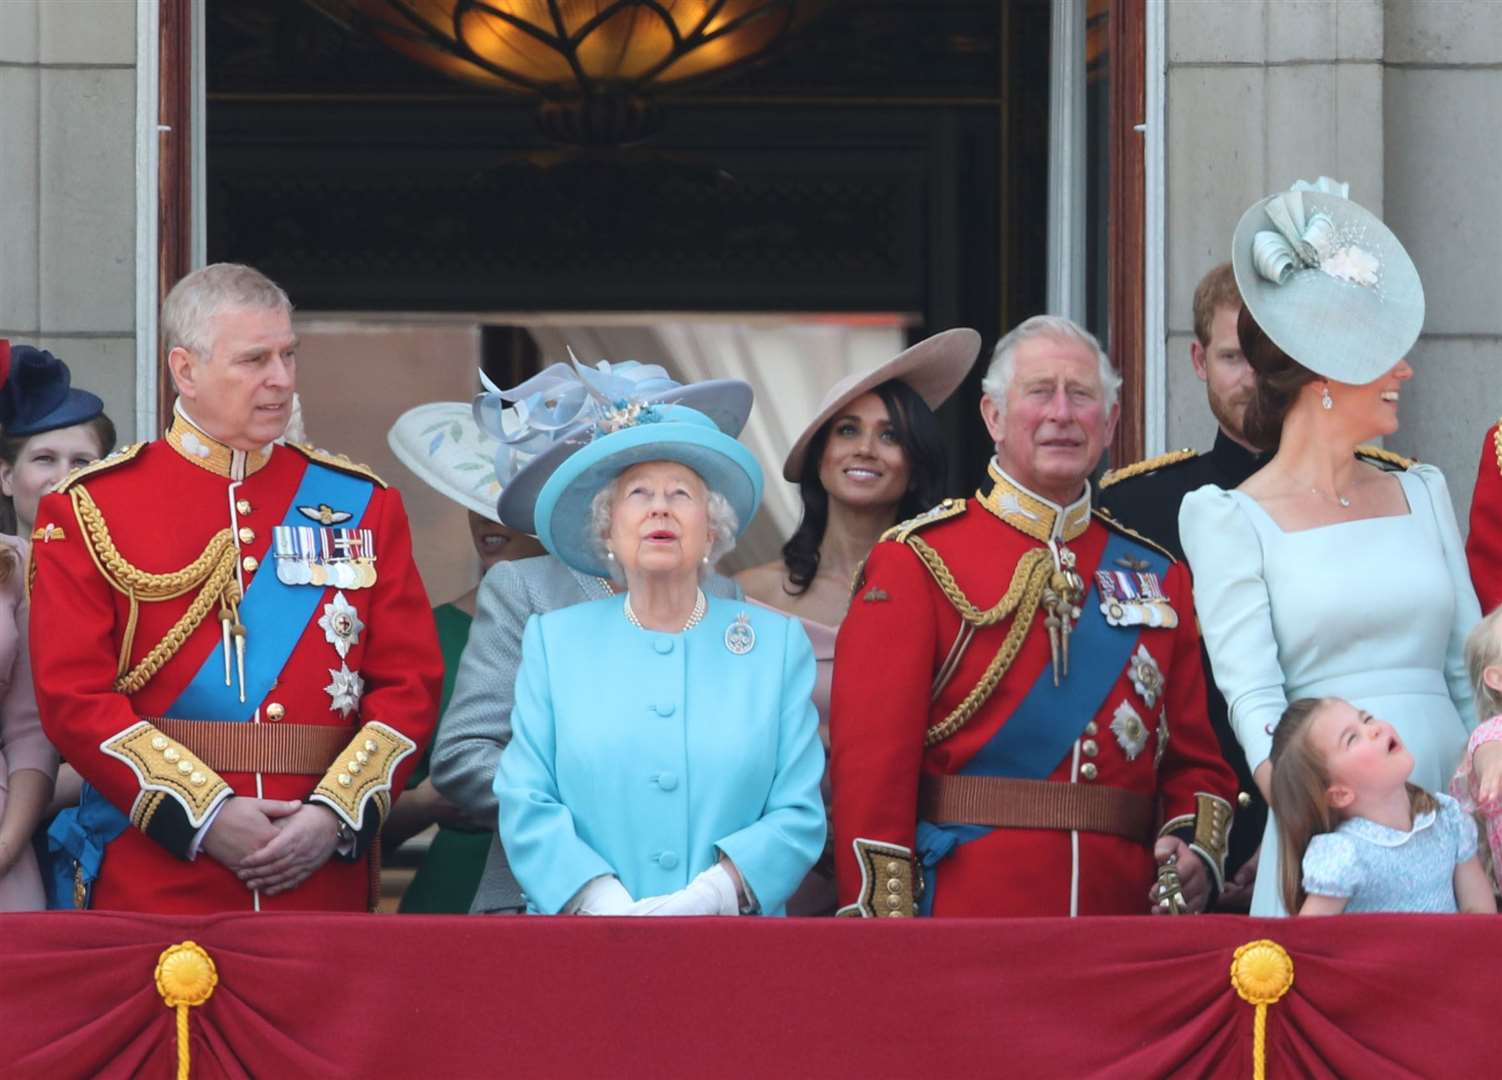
[[0, 343, 115, 909], [1180, 179, 1480, 915], [496, 401, 825, 916]]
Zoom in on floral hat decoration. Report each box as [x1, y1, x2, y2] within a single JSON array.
[[1230, 176, 1424, 385], [387, 401, 513, 523], [476, 353, 752, 535]]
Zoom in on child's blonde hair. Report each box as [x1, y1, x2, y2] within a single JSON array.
[[1464, 605, 1502, 720], [1270, 696, 1434, 913]]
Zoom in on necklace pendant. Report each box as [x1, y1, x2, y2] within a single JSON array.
[[1338, 496, 1351, 508]]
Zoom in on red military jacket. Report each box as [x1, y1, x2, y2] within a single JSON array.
[[30, 409, 441, 913], [1467, 422, 1502, 614], [830, 462, 1235, 917]]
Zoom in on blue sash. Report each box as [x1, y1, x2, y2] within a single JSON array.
[[44, 460, 374, 907], [915, 532, 1167, 911]]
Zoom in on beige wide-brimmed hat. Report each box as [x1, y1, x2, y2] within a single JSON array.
[[387, 401, 509, 523], [781, 327, 980, 481]]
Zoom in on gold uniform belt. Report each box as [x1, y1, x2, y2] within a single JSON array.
[[919, 775, 1154, 844], [148, 717, 351, 775]]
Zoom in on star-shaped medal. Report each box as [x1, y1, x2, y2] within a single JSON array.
[[325, 663, 365, 717], [318, 591, 365, 659]]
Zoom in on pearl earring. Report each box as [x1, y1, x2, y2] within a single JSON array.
[[702, 554, 710, 565], [1321, 385, 1334, 411], [606, 549, 615, 562]]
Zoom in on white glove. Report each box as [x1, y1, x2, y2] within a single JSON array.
[[627, 863, 741, 917], [568, 875, 635, 915]]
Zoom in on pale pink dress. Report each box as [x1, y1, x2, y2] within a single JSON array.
[[1449, 715, 1502, 888], [0, 535, 56, 911], [749, 600, 837, 915]]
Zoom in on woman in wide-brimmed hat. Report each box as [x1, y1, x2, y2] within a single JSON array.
[[1179, 178, 1481, 915], [496, 402, 825, 915], [735, 329, 975, 914], [0, 344, 116, 910], [426, 360, 754, 914]]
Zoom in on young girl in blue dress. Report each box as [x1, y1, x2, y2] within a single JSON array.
[[1270, 696, 1496, 916]]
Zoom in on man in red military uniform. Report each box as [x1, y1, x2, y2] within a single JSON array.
[[1467, 420, 1502, 613], [831, 316, 1235, 917], [30, 263, 441, 913]]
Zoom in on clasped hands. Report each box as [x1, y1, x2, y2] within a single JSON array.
[[201, 796, 342, 896], [575, 859, 747, 917]]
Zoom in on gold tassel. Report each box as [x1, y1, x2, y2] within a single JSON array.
[[1230, 939, 1294, 1080], [155, 941, 218, 1080]]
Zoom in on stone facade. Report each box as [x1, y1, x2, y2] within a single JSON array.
[[0, 0, 140, 437], [1164, 0, 1502, 526]]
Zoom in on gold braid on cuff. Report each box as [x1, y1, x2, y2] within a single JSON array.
[[102, 720, 232, 829], [309, 721, 416, 831], [836, 838, 921, 918]]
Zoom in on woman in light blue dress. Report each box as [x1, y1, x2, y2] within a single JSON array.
[[1179, 179, 1480, 915], [496, 394, 826, 916]]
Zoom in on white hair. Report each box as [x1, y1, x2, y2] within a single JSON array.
[[161, 262, 293, 358], [587, 470, 739, 585], [979, 314, 1122, 433]]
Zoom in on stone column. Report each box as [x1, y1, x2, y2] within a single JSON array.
[[1161, 0, 1384, 453], [0, 0, 140, 435]]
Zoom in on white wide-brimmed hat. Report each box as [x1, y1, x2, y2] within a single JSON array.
[[1231, 177, 1424, 385], [387, 402, 509, 523], [481, 359, 753, 535], [781, 327, 980, 481]]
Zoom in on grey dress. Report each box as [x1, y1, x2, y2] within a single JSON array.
[[429, 553, 740, 913]]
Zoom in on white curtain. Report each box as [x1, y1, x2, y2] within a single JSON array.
[[523, 319, 904, 570]]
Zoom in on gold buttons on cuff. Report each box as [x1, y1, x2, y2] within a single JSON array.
[[242, 556, 259, 573], [189, 772, 205, 787], [1081, 739, 1098, 757], [363, 739, 378, 754], [1238, 791, 1252, 808], [265, 703, 285, 722], [1084, 721, 1099, 736], [886, 879, 901, 893], [338, 774, 352, 787], [885, 894, 902, 909], [1080, 763, 1098, 781], [151, 735, 169, 751], [236, 499, 252, 515], [886, 860, 901, 874], [355, 750, 370, 766], [347, 760, 363, 775], [177, 760, 194, 776], [163, 747, 181, 763], [238, 527, 255, 544]]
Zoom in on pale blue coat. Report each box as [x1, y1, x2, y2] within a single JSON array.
[[495, 593, 826, 915]]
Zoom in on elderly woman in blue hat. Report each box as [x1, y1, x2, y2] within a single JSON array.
[[496, 400, 826, 916], [1180, 178, 1481, 915], [0, 344, 115, 910]]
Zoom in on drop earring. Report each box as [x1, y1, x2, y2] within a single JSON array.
[[606, 548, 615, 562], [1321, 385, 1334, 411]]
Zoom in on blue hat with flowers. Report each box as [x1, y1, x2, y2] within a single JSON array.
[[0, 346, 104, 437], [532, 403, 763, 579], [475, 355, 753, 535]]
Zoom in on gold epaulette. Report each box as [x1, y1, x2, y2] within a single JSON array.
[[1092, 506, 1177, 563], [1355, 444, 1415, 471], [288, 443, 388, 489], [53, 442, 147, 494], [879, 497, 967, 544], [1099, 448, 1197, 489], [1494, 418, 1502, 477]]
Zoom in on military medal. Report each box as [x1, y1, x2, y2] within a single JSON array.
[[1110, 699, 1149, 761], [1129, 645, 1165, 709], [298, 503, 352, 525], [724, 612, 756, 655], [1095, 569, 1178, 629], [319, 591, 365, 659], [325, 663, 365, 717]]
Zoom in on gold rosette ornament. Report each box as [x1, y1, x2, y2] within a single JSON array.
[[1230, 939, 1294, 1080], [155, 941, 218, 1080]]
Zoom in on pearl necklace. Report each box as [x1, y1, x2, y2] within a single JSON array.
[[624, 588, 707, 633]]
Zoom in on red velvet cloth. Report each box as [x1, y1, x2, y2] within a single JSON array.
[[1, 912, 1497, 1079]]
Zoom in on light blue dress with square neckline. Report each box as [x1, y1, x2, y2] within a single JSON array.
[[1180, 464, 1480, 915]]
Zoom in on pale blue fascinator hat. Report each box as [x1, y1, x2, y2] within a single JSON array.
[[1230, 176, 1424, 385], [473, 355, 753, 535], [532, 403, 764, 579]]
